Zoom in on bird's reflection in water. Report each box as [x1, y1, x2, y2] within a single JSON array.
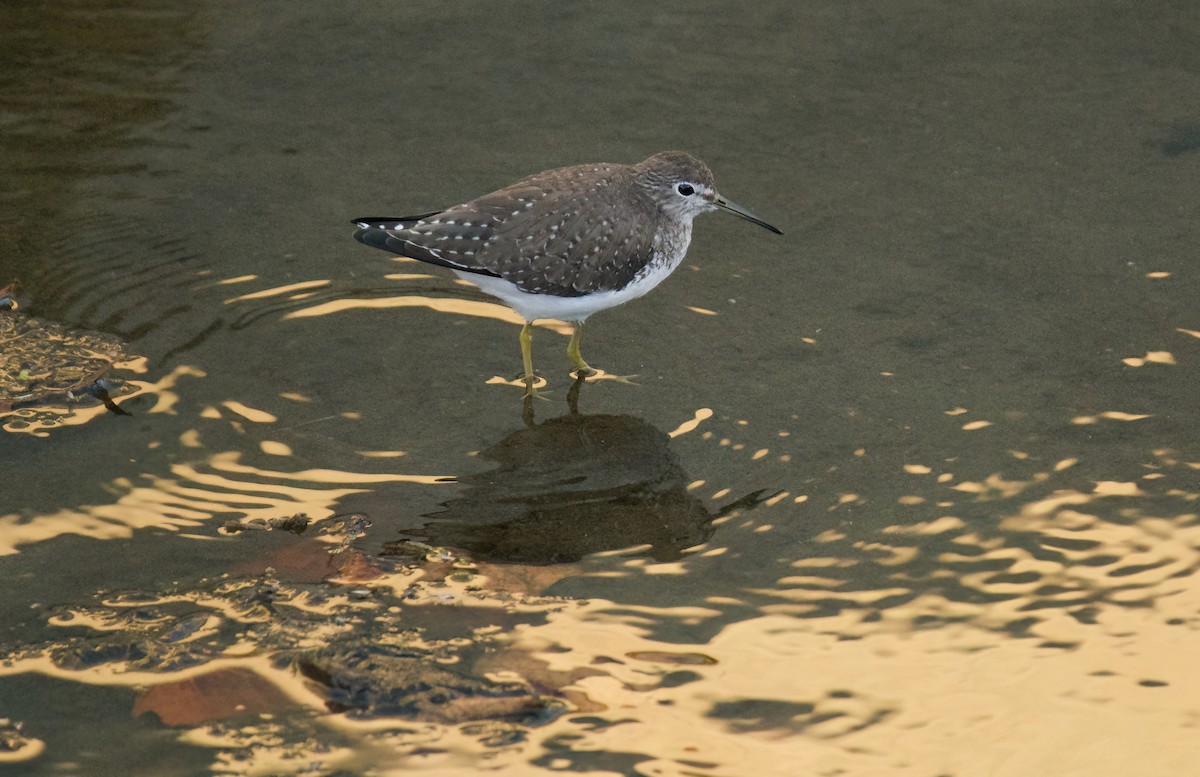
[[400, 377, 769, 564]]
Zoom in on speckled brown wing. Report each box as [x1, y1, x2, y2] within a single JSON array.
[[476, 167, 662, 296], [353, 163, 662, 297]]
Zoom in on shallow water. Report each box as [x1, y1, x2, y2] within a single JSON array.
[[2, 1, 1198, 775]]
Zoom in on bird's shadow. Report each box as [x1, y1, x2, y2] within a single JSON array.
[[389, 376, 773, 565]]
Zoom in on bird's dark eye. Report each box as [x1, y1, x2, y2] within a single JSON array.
[[676, 183, 695, 196]]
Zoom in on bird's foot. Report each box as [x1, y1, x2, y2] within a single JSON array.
[[486, 372, 550, 398], [575, 367, 638, 385], [523, 375, 551, 400]]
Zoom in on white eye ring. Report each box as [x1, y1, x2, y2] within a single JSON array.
[[676, 183, 695, 196]]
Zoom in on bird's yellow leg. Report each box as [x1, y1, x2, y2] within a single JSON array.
[[567, 322, 638, 384], [520, 322, 549, 399], [567, 323, 595, 376]]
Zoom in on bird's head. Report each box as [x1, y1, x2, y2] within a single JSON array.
[[635, 151, 781, 234]]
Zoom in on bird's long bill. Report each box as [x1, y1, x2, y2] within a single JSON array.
[[714, 195, 783, 235]]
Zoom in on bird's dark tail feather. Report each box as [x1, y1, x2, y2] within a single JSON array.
[[350, 211, 501, 278], [350, 211, 444, 231], [352, 211, 444, 255]]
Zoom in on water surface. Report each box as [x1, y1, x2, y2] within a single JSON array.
[[1, 1, 1198, 775]]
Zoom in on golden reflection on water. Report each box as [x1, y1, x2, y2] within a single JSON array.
[[284, 295, 573, 336], [1, 366, 451, 554], [456, 411, 1194, 773], [2, 397, 1197, 775], [457, 456, 1198, 776], [3, 344, 1198, 775], [224, 280, 332, 303], [0, 448, 446, 555], [383, 272, 437, 281], [667, 407, 714, 438], [220, 400, 278, 423], [311, 421, 1164, 773], [518, 606, 1195, 776], [1122, 350, 1176, 367], [215, 274, 258, 286], [2, 400, 115, 438], [1, 360, 202, 437]]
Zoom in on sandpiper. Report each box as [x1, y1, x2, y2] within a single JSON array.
[[353, 151, 780, 396]]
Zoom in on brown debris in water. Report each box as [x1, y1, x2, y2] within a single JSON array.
[[132, 667, 295, 726]]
